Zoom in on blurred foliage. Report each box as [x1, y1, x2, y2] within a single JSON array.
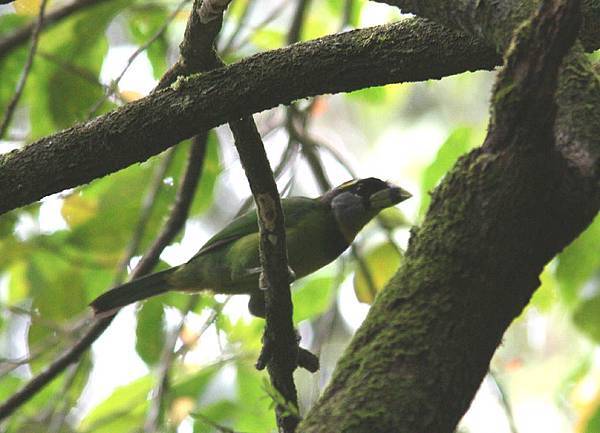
[[353, 242, 402, 304], [0, 1, 598, 433]]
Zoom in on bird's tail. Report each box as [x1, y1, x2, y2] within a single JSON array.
[[90, 268, 177, 316]]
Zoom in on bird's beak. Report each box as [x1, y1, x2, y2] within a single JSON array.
[[369, 183, 412, 209]]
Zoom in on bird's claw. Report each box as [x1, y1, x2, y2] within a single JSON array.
[[255, 330, 320, 373]]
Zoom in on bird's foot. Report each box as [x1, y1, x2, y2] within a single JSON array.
[[249, 266, 296, 291], [255, 329, 319, 373]]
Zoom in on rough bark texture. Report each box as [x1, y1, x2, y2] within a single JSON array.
[[0, 19, 511, 215], [230, 118, 300, 432], [1, 0, 598, 430], [375, 0, 600, 51], [299, 0, 599, 432], [300, 150, 597, 433]]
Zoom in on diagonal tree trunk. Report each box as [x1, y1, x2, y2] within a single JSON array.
[[299, 1, 599, 432]]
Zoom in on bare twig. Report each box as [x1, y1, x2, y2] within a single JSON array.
[[145, 295, 230, 432], [235, 140, 299, 217], [144, 296, 200, 433], [87, 0, 192, 117], [0, 133, 209, 421], [0, 0, 111, 60], [114, 149, 177, 283], [489, 372, 519, 433], [192, 411, 242, 433], [232, 117, 300, 432], [174, 297, 229, 359], [0, 0, 49, 139], [226, 2, 288, 53], [220, 0, 256, 54], [177, 1, 303, 430], [287, 0, 312, 45], [46, 360, 87, 433], [0, 317, 110, 420], [134, 133, 208, 273]]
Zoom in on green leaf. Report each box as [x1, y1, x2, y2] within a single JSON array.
[[0, 210, 17, 238], [135, 298, 166, 365], [190, 132, 222, 216], [27, 252, 88, 355], [556, 214, 600, 306], [527, 264, 558, 312], [292, 276, 335, 323], [79, 375, 154, 433], [420, 127, 474, 217], [126, 6, 169, 78], [192, 400, 238, 433], [376, 207, 410, 230], [234, 362, 275, 432], [26, 0, 124, 137], [353, 242, 402, 304], [347, 86, 387, 104], [0, 16, 28, 110], [7, 260, 30, 303], [585, 405, 600, 433], [64, 160, 157, 256], [250, 28, 284, 50], [171, 364, 221, 400], [573, 294, 600, 343], [325, 0, 364, 27]]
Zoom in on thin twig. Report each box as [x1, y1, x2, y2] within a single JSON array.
[[235, 140, 299, 217], [113, 148, 177, 283], [134, 134, 208, 273], [46, 360, 86, 433], [181, 1, 302, 430], [87, 0, 192, 117], [226, 2, 288, 53], [0, 0, 111, 60], [193, 410, 243, 433], [18, 150, 179, 415], [287, 105, 383, 302], [220, 0, 256, 54], [341, 0, 354, 30], [287, 0, 312, 45], [489, 371, 519, 433], [36, 50, 130, 104], [144, 295, 200, 432], [174, 297, 229, 359], [144, 295, 229, 432], [0, 133, 209, 421], [0, 0, 49, 139]]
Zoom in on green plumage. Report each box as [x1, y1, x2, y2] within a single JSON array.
[[170, 197, 347, 292], [90, 178, 411, 316]]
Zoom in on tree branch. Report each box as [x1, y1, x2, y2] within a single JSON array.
[[0, 0, 49, 138], [373, 0, 600, 52], [300, 0, 599, 432], [172, 2, 303, 429], [0, 133, 209, 421], [0, 0, 113, 60], [0, 18, 501, 216]]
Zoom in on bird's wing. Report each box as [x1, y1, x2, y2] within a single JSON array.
[[191, 197, 324, 258]]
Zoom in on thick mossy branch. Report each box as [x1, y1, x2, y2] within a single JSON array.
[[299, 1, 598, 432], [488, 0, 582, 150], [300, 148, 598, 433], [0, 19, 499, 216], [374, 0, 600, 52]]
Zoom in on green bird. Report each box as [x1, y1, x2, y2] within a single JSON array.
[[90, 178, 411, 317]]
